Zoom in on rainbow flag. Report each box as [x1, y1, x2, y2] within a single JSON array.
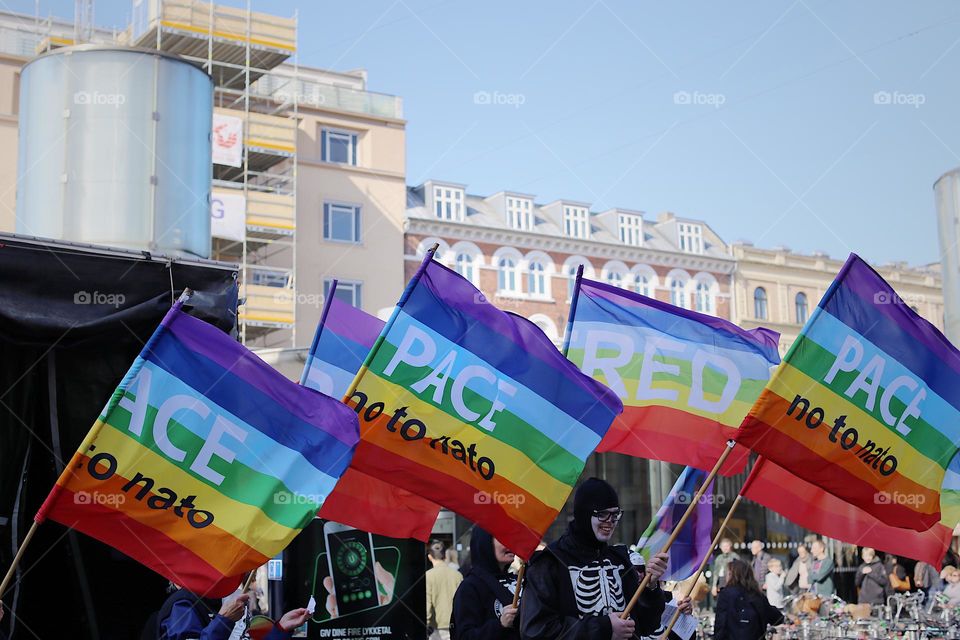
[[35, 301, 360, 596], [301, 290, 385, 397], [741, 457, 954, 568], [347, 253, 623, 558], [565, 277, 780, 475], [301, 285, 441, 542], [635, 466, 713, 581], [736, 254, 960, 531]]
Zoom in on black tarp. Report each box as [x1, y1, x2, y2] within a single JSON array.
[[0, 235, 238, 639]]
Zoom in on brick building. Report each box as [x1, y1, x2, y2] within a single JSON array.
[[404, 180, 736, 347]]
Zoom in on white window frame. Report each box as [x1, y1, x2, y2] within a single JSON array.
[[619, 214, 643, 246], [507, 197, 534, 231], [564, 206, 590, 239], [678, 222, 703, 254], [528, 261, 547, 297], [671, 279, 689, 309], [434, 187, 464, 221], [323, 201, 361, 243], [324, 278, 362, 308], [455, 252, 475, 283], [695, 281, 714, 314], [321, 127, 358, 166]]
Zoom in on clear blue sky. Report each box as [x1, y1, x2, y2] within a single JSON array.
[[12, 0, 960, 266]]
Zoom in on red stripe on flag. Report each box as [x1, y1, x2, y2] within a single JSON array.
[[744, 460, 951, 568], [597, 406, 748, 475], [737, 416, 940, 531], [44, 486, 239, 596], [319, 467, 440, 542], [353, 440, 544, 559]]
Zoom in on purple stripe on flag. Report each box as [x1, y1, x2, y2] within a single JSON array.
[[163, 309, 357, 446], [416, 261, 623, 416], [324, 298, 384, 349], [579, 277, 781, 359], [828, 254, 960, 375]]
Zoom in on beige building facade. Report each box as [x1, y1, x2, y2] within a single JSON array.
[[731, 243, 945, 355]]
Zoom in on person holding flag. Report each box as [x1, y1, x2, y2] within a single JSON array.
[[520, 478, 669, 640], [451, 527, 520, 640]]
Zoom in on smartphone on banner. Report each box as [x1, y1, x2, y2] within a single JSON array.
[[323, 521, 381, 617]]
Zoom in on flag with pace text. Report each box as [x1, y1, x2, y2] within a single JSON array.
[[36, 303, 360, 596], [347, 256, 623, 559], [736, 254, 960, 531], [566, 277, 780, 475]]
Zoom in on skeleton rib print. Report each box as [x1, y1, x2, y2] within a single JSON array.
[[568, 559, 626, 616]]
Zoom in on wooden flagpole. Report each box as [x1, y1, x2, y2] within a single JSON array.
[[0, 521, 39, 599], [620, 440, 736, 619], [659, 457, 766, 638], [512, 562, 525, 608]]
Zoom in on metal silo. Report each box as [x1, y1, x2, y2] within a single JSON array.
[[16, 45, 213, 258], [934, 167, 960, 344]]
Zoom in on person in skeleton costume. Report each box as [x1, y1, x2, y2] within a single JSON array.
[[451, 527, 521, 640], [520, 478, 669, 640]]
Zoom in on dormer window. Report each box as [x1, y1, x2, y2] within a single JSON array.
[[507, 197, 534, 231], [564, 206, 589, 239], [434, 187, 464, 221], [619, 214, 643, 246], [678, 222, 703, 254]]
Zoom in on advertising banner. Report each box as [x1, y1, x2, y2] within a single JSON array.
[[285, 519, 428, 639]]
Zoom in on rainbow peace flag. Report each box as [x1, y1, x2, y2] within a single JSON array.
[[635, 466, 713, 581], [301, 285, 441, 542], [566, 277, 780, 475], [347, 253, 623, 558], [301, 290, 385, 397], [737, 254, 960, 531], [36, 302, 360, 596]]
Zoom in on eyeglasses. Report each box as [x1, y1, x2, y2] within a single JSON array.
[[592, 509, 624, 523]]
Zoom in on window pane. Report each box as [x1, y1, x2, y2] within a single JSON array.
[[328, 133, 351, 164]]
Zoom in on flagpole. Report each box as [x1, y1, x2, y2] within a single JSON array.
[[0, 520, 39, 599], [341, 244, 438, 404], [621, 440, 737, 619], [560, 264, 584, 357], [301, 279, 337, 385], [659, 457, 767, 638], [512, 562, 525, 608]]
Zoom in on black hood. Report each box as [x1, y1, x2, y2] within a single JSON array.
[[570, 477, 619, 549], [469, 527, 510, 578]]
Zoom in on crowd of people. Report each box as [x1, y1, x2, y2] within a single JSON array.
[[123, 502, 960, 640], [709, 538, 960, 617]]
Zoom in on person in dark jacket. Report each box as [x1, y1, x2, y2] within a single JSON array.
[[157, 585, 309, 640], [714, 560, 784, 640], [855, 548, 890, 605], [520, 478, 669, 640], [451, 527, 520, 640]]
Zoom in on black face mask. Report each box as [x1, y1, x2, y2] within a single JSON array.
[[570, 477, 619, 549]]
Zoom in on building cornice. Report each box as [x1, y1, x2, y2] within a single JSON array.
[[406, 217, 736, 274], [298, 158, 405, 181]]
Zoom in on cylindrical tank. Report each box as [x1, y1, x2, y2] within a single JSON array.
[[934, 168, 960, 345], [16, 45, 213, 258]]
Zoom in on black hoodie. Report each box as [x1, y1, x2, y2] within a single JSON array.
[[519, 478, 666, 640], [451, 528, 521, 640]]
